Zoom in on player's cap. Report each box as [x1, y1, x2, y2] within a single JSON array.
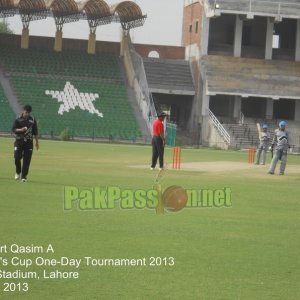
[[157, 112, 167, 118], [279, 121, 287, 127], [262, 124, 268, 129]]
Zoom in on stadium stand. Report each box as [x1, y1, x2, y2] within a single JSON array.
[[222, 122, 266, 149], [222, 119, 300, 151], [201, 55, 300, 99], [0, 46, 141, 140], [205, 0, 300, 18], [202, 54, 300, 150], [143, 58, 195, 95], [0, 84, 15, 133]]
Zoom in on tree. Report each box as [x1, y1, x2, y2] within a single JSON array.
[[0, 21, 13, 34]]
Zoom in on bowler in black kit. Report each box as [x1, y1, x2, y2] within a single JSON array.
[[12, 105, 39, 182]]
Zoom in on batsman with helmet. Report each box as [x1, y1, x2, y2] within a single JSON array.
[[255, 124, 270, 165], [12, 105, 39, 182], [268, 121, 289, 175]]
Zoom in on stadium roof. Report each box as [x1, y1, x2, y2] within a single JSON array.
[[1, 0, 14, 8], [0, 0, 16, 17], [0, 0, 146, 28], [111, 1, 143, 20], [48, 0, 79, 16], [203, 0, 300, 20], [111, 1, 146, 29], [81, 0, 111, 18], [201, 55, 300, 100], [18, 0, 46, 12]]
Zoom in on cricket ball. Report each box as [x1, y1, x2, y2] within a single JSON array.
[[162, 185, 188, 212]]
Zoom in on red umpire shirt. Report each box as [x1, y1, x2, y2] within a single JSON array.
[[152, 118, 164, 138]]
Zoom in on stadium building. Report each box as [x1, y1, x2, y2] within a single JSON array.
[[182, 0, 300, 150], [0, 0, 300, 151]]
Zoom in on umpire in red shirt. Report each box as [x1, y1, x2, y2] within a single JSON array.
[[151, 112, 167, 170]]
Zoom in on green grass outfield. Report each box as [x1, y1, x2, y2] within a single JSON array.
[[0, 137, 299, 300]]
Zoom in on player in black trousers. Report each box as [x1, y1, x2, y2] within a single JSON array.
[[12, 105, 39, 182]]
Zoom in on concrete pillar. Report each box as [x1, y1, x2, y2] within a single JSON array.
[[233, 96, 242, 118], [54, 30, 63, 52], [266, 98, 274, 119], [234, 16, 243, 57], [201, 88, 210, 116], [294, 100, 300, 121], [201, 13, 210, 55], [21, 28, 29, 49], [179, 104, 186, 125], [265, 17, 274, 60], [87, 32, 96, 55], [295, 19, 300, 61], [120, 32, 129, 57]]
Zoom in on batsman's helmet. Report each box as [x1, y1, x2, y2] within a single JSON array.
[[279, 121, 287, 127], [262, 124, 268, 129]]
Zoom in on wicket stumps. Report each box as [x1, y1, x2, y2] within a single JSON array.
[[173, 147, 181, 169], [248, 146, 256, 163]]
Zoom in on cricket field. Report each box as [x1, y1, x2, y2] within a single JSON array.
[[0, 137, 299, 300]]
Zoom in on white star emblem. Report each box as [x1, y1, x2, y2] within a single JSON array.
[[45, 81, 103, 118]]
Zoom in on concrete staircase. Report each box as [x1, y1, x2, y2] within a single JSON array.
[[223, 122, 260, 149], [119, 58, 152, 143]]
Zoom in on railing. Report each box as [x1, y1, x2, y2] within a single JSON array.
[[208, 109, 231, 144], [211, 0, 300, 16], [127, 38, 157, 133]]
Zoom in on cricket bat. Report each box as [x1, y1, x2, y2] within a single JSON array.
[[153, 183, 164, 215], [256, 123, 262, 139], [153, 166, 169, 215]]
